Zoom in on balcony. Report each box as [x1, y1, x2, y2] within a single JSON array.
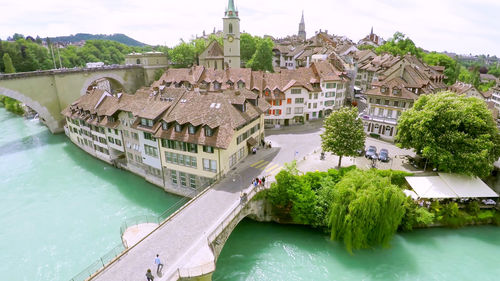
[[361, 114, 398, 125]]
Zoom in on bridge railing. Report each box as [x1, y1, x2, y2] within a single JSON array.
[[0, 64, 143, 80], [177, 262, 216, 279], [68, 171, 224, 281]]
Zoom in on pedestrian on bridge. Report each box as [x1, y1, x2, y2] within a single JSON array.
[[155, 254, 164, 274], [146, 269, 154, 281]]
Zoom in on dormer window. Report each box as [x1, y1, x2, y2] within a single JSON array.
[[381, 87, 388, 93], [141, 118, 147, 126], [214, 82, 221, 90], [238, 81, 245, 89], [188, 124, 196, 135], [200, 81, 208, 89], [175, 123, 182, 132], [227, 81, 234, 88], [162, 121, 168, 130], [265, 89, 270, 96], [392, 88, 400, 95], [205, 126, 214, 137]]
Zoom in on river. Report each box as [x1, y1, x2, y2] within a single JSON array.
[[1, 108, 499, 281], [0, 108, 182, 281]]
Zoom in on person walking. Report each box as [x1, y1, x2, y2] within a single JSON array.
[[155, 254, 164, 273], [261, 176, 266, 188], [146, 269, 154, 281]]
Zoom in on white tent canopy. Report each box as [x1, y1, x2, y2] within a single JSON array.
[[405, 173, 499, 199]]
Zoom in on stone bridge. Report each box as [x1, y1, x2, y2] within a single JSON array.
[[0, 65, 160, 133]]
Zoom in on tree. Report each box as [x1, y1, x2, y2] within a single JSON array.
[[246, 37, 273, 72], [321, 107, 365, 168], [3, 53, 16, 73], [328, 169, 406, 253], [240, 33, 257, 63], [168, 42, 196, 68], [423, 52, 460, 85], [375, 32, 423, 58], [396, 91, 500, 178]]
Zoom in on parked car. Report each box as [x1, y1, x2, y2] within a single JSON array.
[[357, 147, 365, 156], [365, 146, 377, 159], [379, 149, 389, 162]]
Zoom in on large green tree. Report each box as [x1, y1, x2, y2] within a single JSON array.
[[375, 32, 423, 58], [423, 52, 460, 85], [321, 107, 365, 168], [328, 169, 406, 253], [246, 37, 274, 72], [240, 33, 257, 64], [396, 91, 500, 178]]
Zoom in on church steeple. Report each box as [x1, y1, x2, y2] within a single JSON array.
[[298, 11, 306, 41], [225, 0, 238, 18], [223, 0, 240, 68]]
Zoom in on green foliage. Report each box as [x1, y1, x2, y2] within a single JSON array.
[[399, 197, 434, 231], [375, 32, 423, 58], [246, 38, 274, 72], [396, 91, 500, 178], [3, 53, 16, 73], [328, 169, 406, 253], [154, 69, 165, 81], [240, 33, 257, 63], [48, 33, 146, 47], [423, 52, 460, 85], [466, 201, 480, 216], [488, 64, 500, 78], [168, 42, 196, 68], [371, 169, 413, 187], [321, 107, 365, 168], [0, 96, 24, 115], [357, 45, 375, 51]]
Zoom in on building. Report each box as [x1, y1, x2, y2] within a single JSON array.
[[223, 0, 241, 68], [298, 11, 306, 41], [357, 27, 385, 47], [449, 82, 483, 100], [198, 40, 225, 70], [62, 84, 270, 196], [125, 52, 168, 67]]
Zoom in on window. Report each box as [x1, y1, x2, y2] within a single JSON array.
[[295, 98, 304, 104], [175, 123, 182, 132], [115, 139, 122, 146], [287, 98, 292, 104], [108, 137, 115, 144], [214, 82, 221, 90], [313, 103, 317, 109], [188, 125, 196, 135], [128, 112, 133, 118], [238, 81, 245, 89], [144, 132, 155, 141], [123, 130, 129, 137], [326, 83, 336, 89], [203, 159, 217, 172], [132, 132, 139, 140], [325, 100, 335, 106], [229, 23, 233, 34], [402, 101, 407, 108], [238, 147, 245, 159], [381, 87, 387, 93], [274, 109, 281, 116], [108, 128, 112, 133], [171, 170, 177, 184], [135, 155, 143, 163], [144, 144, 158, 158], [291, 88, 301, 94], [203, 146, 214, 153], [229, 153, 237, 167], [393, 101, 399, 107], [114, 129, 118, 135], [286, 107, 291, 114], [308, 103, 311, 109], [314, 93, 318, 99], [162, 121, 168, 130], [205, 126, 213, 137], [189, 174, 196, 189], [294, 107, 303, 114], [376, 99, 381, 104], [309, 93, 312, 99], [384, 100, 390, 105], [141, 118, 147, 126], [127, 152, 133, 160], [312, 112, 317, 117]]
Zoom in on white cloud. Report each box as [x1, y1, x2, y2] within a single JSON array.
[[0, 0, 498, 56]]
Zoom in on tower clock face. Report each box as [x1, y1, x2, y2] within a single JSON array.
[[228, 35, 234, 42]]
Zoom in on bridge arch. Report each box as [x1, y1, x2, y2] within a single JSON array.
[[0, 86, 61, 133], [80, 73, 126, 95]]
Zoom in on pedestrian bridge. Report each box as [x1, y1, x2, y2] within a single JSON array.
[[74, 168, 271, 281], [0, 65, 157, 133]]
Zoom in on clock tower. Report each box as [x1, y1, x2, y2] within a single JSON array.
[[223, 0, 240, 68]]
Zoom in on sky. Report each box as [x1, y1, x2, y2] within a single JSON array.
[[1, 0, 499, 57]]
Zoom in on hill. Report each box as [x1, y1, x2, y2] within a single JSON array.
[[48, 33, 147, 46]]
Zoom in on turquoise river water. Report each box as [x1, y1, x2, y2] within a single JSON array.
[[1, 108, 500, 281]]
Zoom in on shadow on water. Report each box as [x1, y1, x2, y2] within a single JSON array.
[[61, 143, 183, 211], [0, 130, 66, 157]]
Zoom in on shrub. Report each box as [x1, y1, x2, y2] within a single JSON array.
[[466, 201, 480, 216], [369, 133, 380, 138], [373, 169, 413, 187]]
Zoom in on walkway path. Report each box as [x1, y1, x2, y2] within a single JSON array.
[[90, 148, 279, 281]]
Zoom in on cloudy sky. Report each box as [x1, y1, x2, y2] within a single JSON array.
[[1, 0, 499, 56]]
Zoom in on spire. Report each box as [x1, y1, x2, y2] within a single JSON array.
[[370, 26, 373, 35], [301, 10, 305, 24], [298, 11, 306, 41], [225, 0, 238, 18]]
